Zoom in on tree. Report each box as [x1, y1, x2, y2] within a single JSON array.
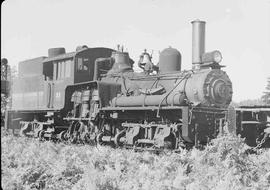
[[261, 77, 270, 105], [1, 61, 17, 126], [1, 59, 9, 126]]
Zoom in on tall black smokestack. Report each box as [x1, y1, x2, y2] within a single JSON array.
[[191, 19, 206, 69]]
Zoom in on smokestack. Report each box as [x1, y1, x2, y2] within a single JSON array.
[[191, 19, 206, 69]]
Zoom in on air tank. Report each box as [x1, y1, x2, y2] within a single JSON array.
[[159, 47, 181, 73], [48, 47, 66, 58]]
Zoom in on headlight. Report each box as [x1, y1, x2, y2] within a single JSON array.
[[202, 50, 222, 63]]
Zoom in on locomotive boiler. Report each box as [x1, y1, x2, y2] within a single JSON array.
[[5, 20, 234, 150]]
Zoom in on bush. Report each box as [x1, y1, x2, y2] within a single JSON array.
[[1, 133, 270, 190]]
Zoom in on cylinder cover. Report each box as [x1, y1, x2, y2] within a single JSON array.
[[159, 47, 181, 73]]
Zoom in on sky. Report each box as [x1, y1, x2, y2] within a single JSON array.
[[1, 0, 270, 102]]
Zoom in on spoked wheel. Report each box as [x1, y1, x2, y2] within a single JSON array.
[[38, 130, 45, 141], [96, 132, 105, 146], [70, 131, 79, 144], [19, 122, 32, 137], [87, 122, 98, 145], [81, 132, 92, 144], [58, 130, 68, 141], [78, 122, 91, 144], [32, 122, 39, 137], [87, 133, 97, 145], [114, 129, 126, 147], [66, 122, 80, 144]]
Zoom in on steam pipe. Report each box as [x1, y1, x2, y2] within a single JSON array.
[[111, 93, 186, 107], [191, 19, 206, 69]]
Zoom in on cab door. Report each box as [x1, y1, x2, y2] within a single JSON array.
[[52, 59, 73, 109], [45, 80, 54, 108], [44, 62, 56, 109], [43, 59, 73, 109]]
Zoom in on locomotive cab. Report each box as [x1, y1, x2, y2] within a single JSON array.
[[5, 46, 116, 136]]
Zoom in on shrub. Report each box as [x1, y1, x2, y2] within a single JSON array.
[[1, 134, 269, 190]]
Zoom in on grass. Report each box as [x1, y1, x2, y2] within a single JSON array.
[[1, 132, 270, 190]]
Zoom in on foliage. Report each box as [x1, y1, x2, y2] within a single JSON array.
[[1, 64, 16, 120], [237, 99, 265, 107], [1, 133, 270, 190], [261, 77, 270, 105], [230, 77, 270, 107]]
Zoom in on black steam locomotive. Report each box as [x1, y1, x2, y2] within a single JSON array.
[[4, 20, 269, 150]]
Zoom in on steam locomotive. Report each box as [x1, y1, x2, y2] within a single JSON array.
[[4, 20, 268, 150]]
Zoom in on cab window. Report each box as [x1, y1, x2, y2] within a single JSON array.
[[76, 58, 89, 71], [54, 59, 72, 80]]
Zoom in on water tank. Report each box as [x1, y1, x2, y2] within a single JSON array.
[[159, 47, 181, 73], [48, 47, 66, 58]]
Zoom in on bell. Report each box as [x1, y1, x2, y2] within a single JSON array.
[[141, 53, 151, 64]]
